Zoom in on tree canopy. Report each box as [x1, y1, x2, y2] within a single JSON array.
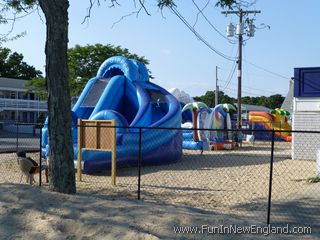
[[194, 91, 285, 110], [0, 47, 42, 79], [26, 43, 151, 98], [68, 43, 150, 96]]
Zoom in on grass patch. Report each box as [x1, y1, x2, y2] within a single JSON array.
[[307, 176, 320, 183]]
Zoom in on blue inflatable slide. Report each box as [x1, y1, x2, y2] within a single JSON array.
[[42, 56, 182, 173]]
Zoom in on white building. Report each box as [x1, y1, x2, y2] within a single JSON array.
[[0, 77, 47, 123], [292, 67, 320, 160]]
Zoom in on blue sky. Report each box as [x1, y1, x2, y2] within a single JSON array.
[[3, 0, 320, 98]]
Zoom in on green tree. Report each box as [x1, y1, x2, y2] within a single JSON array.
[[0, 47, 42, 79], [266, 94, 285, 109], [240, 95, 285, 109], [68, 44, 150, 96], [26, 44, 150, 98], [196, 91, 285, 110], [194, 90, 236, 108], [25, 77, 47, 100]]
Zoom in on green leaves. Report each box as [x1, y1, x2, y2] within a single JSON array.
[[242, 94, 285, 110], [194, 91, 236, 108], [215, 0, 237, 10], [157, 0, 176, 9], [25, 77, 47, 100], [5, 0, 37, 12], [194, 91, 284, 110], [0, 47, 42, 79], [24, 43, 151, 98], [67, 43, 151, 97]]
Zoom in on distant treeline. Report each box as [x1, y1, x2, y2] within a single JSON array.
[[194, 91, 285, 110]]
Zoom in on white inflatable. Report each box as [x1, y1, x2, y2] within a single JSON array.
[[168, 88, 194, 104]]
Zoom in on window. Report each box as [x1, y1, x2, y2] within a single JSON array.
[[11, 111, 16, 120], [30, 112, 35, 123], [22, 112, 28, 123], [29, 93, 35, 100], [18, 92, 28, 100], [10, 91, 16, 99]]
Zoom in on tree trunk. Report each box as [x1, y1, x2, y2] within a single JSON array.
[[39, 0, 76, 194]]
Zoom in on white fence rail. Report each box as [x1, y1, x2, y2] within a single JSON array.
[[0, 98, 47, 111]]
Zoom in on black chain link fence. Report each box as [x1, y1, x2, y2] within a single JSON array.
[[0, 122, 319, 231], [0, 122, 44, 184], [270, 130, 320, 231]]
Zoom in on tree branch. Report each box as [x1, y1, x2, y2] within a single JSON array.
[[111, 11, 138, 28], [192, 0, 210, 28], [82, 0, 95, 24], [138, 0, 151, 16], [0, 7, 36, 44], [82, 0, 151, 26]]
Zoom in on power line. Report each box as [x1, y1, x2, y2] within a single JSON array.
[[219, 78, 283, 95], [224, 86, 271, 97], [170, 6, 236, 62], [169, 3, 289, 96], [222, 59, 237, 91], [191, 0, 237, 44], [243, 59, 289, 80]]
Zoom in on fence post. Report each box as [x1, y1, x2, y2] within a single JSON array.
[[267, 129, 275, 225], [38, 125, 43, 186], [137, 127, 142, 200], [16, 122, 19, 152]]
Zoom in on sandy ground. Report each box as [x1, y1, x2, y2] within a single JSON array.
[[0, 183, 318, 240], [0, 141, 319, 239]]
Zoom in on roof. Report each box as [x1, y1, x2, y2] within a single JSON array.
[[0, 77, 27, 90], [281, 80, 293, 114], [233, 103, 271, 112]]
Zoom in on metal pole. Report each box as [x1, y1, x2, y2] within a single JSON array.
[[237, 9, 243, 129], [137, 127, 142, 200], [16, 122, 19, 152], [39, 125, 42, 186], [221, 9, 261, 129], [267, 129, 275, 225], [215, 66, 219, 106]]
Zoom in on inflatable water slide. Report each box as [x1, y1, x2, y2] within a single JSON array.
[[42, 56, 182, 173], [180, 103, 233, 151], [248, 111, 292, 141]]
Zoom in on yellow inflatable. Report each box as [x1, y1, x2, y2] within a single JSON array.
[[248, 108, 292, 142]]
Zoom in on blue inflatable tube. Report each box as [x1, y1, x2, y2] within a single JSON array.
[[42, 56, 182, 173]]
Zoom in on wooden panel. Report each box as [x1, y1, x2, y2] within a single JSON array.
[[82, 121, 97, 149], [80, 120, 115, 151], [98, 121, 115, 150], [77, 119, 117, 185]]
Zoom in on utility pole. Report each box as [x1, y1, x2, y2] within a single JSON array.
[[237, 10, 244, 129], [222, 9, 261, 129], [215, 66, 219, 107]]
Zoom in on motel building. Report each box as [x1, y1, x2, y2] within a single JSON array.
[[0, 77, 47, 125]]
